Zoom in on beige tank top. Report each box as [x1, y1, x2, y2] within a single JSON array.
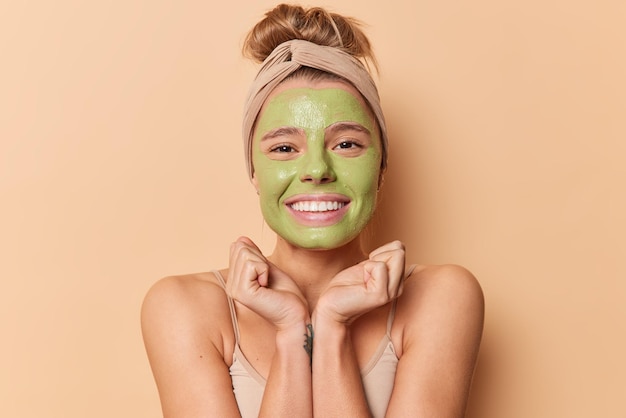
[[213, 266, 415, 418]]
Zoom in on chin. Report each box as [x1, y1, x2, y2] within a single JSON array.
[[285, 232, 359, 251]]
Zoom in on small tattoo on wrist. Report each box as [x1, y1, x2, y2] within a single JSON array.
[[303, 323, 314, 364]]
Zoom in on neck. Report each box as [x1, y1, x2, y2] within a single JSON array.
[[267, 236, 367, 311]]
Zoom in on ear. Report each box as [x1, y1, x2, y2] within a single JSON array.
[[251, 172, 260, 195], [377, 169, 385, 191]]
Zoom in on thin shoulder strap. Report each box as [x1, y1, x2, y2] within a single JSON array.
[[386, 264, 418, 335], [212, 270, 241, 343]]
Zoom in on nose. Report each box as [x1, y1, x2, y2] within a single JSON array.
[[299, 148, 336, 184]]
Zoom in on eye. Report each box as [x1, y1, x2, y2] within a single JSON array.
[[270, 144, 296, 153], [333, 140, 363, 151]]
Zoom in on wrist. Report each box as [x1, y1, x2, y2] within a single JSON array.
[[311, 310, 350, 338], [274, 319, 311, 346], [274, 319, 314, 365], [310, 311, 352, 366]]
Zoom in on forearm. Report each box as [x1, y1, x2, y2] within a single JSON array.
[[311, 313, 371, 417], [259, 320, 313, 418]]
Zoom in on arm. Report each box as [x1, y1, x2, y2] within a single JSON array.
[[311, 311, 371, 417], [141, 275, 241, 418], [258, 320, 312, 417], [312, 241, 406, 417], [228, 237, 313, 417], [385, 264, 484, 417]]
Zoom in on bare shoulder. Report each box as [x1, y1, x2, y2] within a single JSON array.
[[140, 270, 241, 416], [395, 264, 485, 355], [141, 270, 227, 309], [140, 269, 234, 361], [386, 264, 484, 416], [404, 263, 484, 305]]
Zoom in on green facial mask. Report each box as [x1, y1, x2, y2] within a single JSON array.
[[252, 87, 382, 249]]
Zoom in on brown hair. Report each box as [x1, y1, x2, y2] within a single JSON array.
[[243, 3, 378, 72], [241, 4, 388, 179]]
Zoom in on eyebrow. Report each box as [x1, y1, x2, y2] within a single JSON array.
[[261, 126, 305, 141], [260, 122, 371, 141], [325, 121, 371, 136]]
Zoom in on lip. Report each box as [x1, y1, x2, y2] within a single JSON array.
[[284, 193, 351, 227]]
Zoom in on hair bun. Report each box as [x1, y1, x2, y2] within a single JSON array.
[[243, 3, 376, 67]]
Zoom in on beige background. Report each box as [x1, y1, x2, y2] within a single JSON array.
[[1, 0, 624, 417]]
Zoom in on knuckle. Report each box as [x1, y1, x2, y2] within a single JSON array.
[[391, 240, 405, 249], [242, 260, 260, 275]]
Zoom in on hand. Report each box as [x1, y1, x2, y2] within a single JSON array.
[[226, 236, 309, 330], [315, 240, 406, 325]]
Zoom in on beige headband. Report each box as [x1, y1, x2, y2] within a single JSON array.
[[242, 39, 388, 179]]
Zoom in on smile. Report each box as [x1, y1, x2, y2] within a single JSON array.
[[283, 194, 351, 226], [289, 201, 346, 212]]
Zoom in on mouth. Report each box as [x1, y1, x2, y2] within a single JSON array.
[[283, 194, 350, 226], [289, 200, 347, 212]]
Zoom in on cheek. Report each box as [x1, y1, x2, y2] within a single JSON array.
[[255, 161, 298, 197], [334, 153, 381, 193]]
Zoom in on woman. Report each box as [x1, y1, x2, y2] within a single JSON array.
[[141, 4, 484, 417]]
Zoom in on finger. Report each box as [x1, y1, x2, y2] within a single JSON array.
[[227, 259, 269, 300], [370, 243, 405, 296], [364, 260, 389, 296], [237, 236, 264, 255], [228, 241, 267, 294], [369, 240, 404, 259], [234, 236, 266, 260], [228, 241, 250, 283], [229, 239, 266, 276], [387, 250, 405, 296], [370, 253, 404, 293], [242, 259, 270, 288], [369, 246, 402, 271]]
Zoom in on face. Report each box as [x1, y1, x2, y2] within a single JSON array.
[[252, 79, 382, 249]]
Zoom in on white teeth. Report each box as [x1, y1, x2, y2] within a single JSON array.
[[290, 201, 345, 212]]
